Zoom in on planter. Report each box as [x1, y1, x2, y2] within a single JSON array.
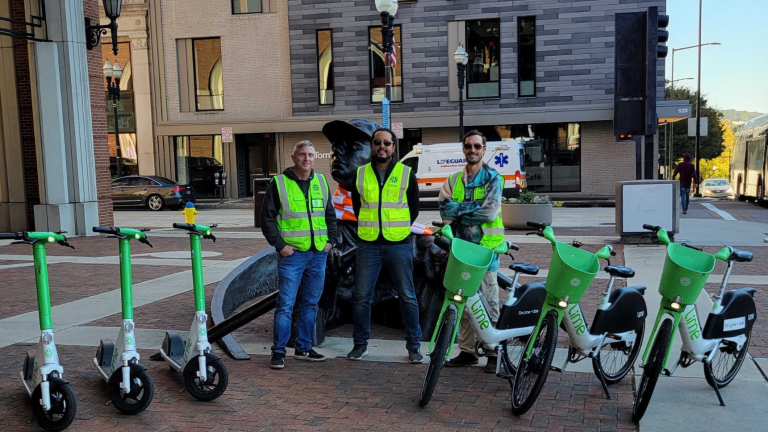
[[501, 203, 553, 229]]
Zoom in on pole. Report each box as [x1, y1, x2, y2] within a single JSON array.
[[694, 0, 703, 197], [112, 82, 122, 178], [457, 63, 465, 142], [670, 49, 675, 100], [381, 13, 393, 127]]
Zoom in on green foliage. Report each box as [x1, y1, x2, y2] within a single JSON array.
[[504, 191, 551, 205], [664, 87, 725, 162], [516, 191, 537, 204]]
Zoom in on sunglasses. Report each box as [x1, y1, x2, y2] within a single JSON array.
[[372, 139, 394, 147], [463, 143, 485, 151]]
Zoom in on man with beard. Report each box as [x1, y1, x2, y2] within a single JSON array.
[[440, 130, 505, 372], [347, 128, 423, 363]]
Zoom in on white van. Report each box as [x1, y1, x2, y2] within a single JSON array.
[[400, 140, 527, 198]]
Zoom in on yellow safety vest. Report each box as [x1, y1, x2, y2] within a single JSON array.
[[356, 162, 411, 242], [274, 173, 329, 251], [447, 171, 505, 249]]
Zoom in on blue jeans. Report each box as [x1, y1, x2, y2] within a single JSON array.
[[272, 249, 326, 355], [680, 186, 691, 211], [353, 241, 422, 351]]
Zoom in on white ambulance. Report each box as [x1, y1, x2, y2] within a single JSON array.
[[399, 140, 527, 198]]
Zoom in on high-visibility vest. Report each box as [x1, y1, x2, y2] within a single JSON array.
[[447, 171, 505, 249], [274, 173, 329, 251], [356, 162, 412, 242]]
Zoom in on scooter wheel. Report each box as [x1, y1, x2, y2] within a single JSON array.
[[184, 358, 228, 401], [109, 370, 154, 415], [31, 382, 77, 432]]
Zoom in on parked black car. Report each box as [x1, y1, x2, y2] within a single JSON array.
[[111, 176, 196, 211]]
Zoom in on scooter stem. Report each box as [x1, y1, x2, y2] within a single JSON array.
[[33, 242, 53, 330], [189, 234, 206, 312], [119, 238, 134, 319]]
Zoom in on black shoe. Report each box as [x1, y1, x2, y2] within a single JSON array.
[[484, 356, 498, 374], [295, 349, 326, 362], [347, 344, 368, 360], [269, 353, 285, 370], [408, 349, 423, 364], [444, 351, 479, 367]]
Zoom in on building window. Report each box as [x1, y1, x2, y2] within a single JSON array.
[[103, 41, 138, 178], [232, 0, 261, 14], [466, 19, 500, 99], [518, 16, 536, 97], [175, 136, 224, 197], [369, 25, 402, 103], [192, 38, 224, 111], [317, 29, 335, 106]]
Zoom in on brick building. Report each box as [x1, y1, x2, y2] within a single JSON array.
[[148, 0, 683, 198], [0, 0, 113, 233]]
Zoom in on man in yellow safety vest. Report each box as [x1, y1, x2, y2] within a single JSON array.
[[348, 128, 423, 363], [261, 140, 338, 370], [440, 130, 506, 373]]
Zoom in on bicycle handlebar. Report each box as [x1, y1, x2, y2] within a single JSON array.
[[643, 224, 661, 232], [527, 221, 547, 230]]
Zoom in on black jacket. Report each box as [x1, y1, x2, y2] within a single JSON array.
[[260, 168, 338, 252], [351, 159, 420, 245]]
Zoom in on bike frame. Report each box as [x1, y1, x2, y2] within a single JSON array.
[[427, 270, 536, 358], [561, 274, 638, 358], [641, 259, 746, 371]]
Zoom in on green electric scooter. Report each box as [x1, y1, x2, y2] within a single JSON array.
[[154, 221, 228, 401], [1, 231, 77, 431], [91, 226, 155, 414]]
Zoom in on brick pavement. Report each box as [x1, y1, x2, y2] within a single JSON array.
[[0, 263, 188, 320], [708, 201, 768, 223], [0, 344, 635, 431], [693, 246, 768, 276]]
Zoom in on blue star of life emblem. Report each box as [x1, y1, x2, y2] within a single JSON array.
[[494, 153, 509, 168]]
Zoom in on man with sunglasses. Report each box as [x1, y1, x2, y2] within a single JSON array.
[[440, 130, 506, 372], [348, 128, 423, 363]]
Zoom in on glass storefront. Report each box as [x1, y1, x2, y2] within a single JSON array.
[[475, 123, 581, 192], [175, 135, 224, 197], [103, 42, 138, 178]]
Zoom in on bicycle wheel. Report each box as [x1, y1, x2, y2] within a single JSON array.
[[502, 335, 527, 378], [593, 321, 645, 385], [418, 306, 457, 407], [704, 330, 752, 389], [511, 311, 557, 416], [632, 319, 672, 423]]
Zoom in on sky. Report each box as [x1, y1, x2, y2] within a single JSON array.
[[666, 0, 768, 113]]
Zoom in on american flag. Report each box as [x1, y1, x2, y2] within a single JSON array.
[[389, 34, 397, 69]]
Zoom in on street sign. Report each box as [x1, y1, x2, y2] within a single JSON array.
[[391, 122, 404, 139], [382, 97, 390, 128], [222, 127, 233, 143], [687, 117, 708, 137]]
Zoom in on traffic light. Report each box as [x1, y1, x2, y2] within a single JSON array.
[[618, 134, 633, 142], [656, 13, 669, 58]]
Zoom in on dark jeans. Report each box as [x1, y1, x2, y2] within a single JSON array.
[[680, 186, 691, 211], [353, 241, 422, 351], [272, 249, 326, 355]]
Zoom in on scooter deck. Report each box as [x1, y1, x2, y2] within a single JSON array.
[[159, 349, 184, 372]]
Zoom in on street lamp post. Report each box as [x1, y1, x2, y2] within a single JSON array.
[[86, 0, 123, 55], [375, 0, 398, 131], [454, 45, 468, 142], [104, 60, 123, 178]]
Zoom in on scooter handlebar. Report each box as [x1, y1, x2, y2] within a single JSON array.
[[93, 226, 118, 235], [0, 232, 20, 240], [173, 223, 195, 231]]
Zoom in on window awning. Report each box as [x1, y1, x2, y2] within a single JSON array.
[[657, 100, 692, 124]]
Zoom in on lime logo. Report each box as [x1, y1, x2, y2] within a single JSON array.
[[44, 349, 53, 358], [460, 272, 471, 281], [679, 277, 691, 287], [125, 337, 134, 346], [569, 278, 581, 287], [389, 176, 399, 184], [199, 328, 206, 336], [312, 184, 320, 191]]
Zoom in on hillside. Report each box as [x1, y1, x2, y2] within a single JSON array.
[[720, 109, 766, 122]]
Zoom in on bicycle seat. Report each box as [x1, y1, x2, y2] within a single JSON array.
[[604, 265, 635, 279], [729, 248, 753, 262], [509, 262, 539, 276]]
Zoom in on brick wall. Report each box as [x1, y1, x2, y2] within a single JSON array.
[[287, 0, 665, 116], [10, 0, 38, 228], [422, 127, 460, 145], [580, 121, 636, 196], [84, 0, 114, 225]]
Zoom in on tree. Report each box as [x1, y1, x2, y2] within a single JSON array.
[[690, 119, 734, 182], [664, 87, 725, 163]]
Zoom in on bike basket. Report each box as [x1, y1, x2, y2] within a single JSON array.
[[544, 242, 599, 304], [443, 238, 494, 297], [658, 243, 715, 305]]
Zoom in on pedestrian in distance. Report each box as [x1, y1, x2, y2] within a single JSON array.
[[261, 141, 338, 369], [348, 128, 424, 363], [673, 152, 699, 214], [439, 130, 506, 373]]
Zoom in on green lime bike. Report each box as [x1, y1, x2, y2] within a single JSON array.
[[418, 222, 547, 407], [510, 222, 615, 415], [632, 225, 757, 422]]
